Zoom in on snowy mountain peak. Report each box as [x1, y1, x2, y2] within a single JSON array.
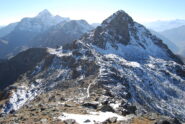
[[102, 10, 133, 26], [83, 10, 182, 63], [37, 9, 52, 17], [14, 9, 67, 33], [86, 10, 134, 49]]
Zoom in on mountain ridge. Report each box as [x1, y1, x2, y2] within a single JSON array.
[[0, 10, 184, 123]]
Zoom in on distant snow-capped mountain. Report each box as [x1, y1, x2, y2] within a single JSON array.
[[0, 10, 184, 124], [0, 9, 70, 59], [0, 22, 18, 38], [31, 19, 93, 48], [16, 9, 69, 32]]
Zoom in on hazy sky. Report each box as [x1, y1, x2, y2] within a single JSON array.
[[0, 0, 185, 25]]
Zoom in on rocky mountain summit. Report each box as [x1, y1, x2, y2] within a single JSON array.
[[0, 10, 184, 124]]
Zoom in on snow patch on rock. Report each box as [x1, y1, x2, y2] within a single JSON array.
[[1, 82, 42, 114], [48, 47, 72, 57], [58, 111, 132, 124]]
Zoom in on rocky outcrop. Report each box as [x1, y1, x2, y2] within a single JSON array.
[[0, 48, 49, 90]]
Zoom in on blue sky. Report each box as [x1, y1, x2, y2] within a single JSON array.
[[0, 0, 185, 25]]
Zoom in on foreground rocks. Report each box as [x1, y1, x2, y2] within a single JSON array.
[[0, 87, 183, 124]]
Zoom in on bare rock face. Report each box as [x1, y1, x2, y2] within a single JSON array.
[[102, 10, 133, 45], [92, 10, 132, 48], [155, 118, 182, 124]]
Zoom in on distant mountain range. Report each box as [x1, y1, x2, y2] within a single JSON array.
[[159, 25, 185, 57], [144, 19, 185, 32], [160, 25, 185, 49]]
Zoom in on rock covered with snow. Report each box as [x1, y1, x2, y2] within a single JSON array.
[[1, 83, 41, 114], [0, 10, 185, 123], [58, 111, 132, 124]]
